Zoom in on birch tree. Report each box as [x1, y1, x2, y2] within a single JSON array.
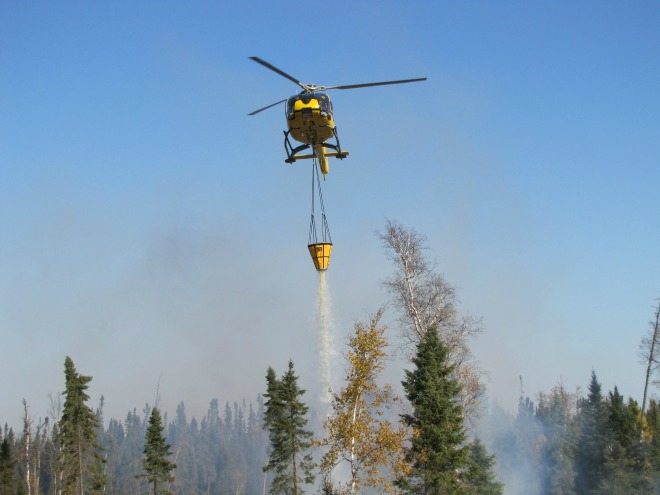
[[380, 219, 483, 418], [319, 311, 407, 494], [22, 399, 33, 495]]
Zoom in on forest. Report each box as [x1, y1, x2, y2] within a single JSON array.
[[2, 222, 659, 494]]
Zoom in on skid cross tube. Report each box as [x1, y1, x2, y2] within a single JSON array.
[[283, 128, 348, 164]]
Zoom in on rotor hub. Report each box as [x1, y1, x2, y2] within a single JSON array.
[[301, 83, 324, 93]]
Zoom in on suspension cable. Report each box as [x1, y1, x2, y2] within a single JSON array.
[[308, 155, 332, 245], [309, 158, 317, 245]]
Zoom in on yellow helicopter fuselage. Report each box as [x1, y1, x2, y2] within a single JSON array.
[[286, 93, 339, 174], [287, 93, 335, 143]]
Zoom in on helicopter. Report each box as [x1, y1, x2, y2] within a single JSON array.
[[248, 56, 426, 175]]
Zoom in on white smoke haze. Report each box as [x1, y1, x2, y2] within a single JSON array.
[[2, 184, 654, 495], [2, 204, 655, 495], [2, 212, 322, 423]]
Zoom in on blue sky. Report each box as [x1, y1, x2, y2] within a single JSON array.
[[1, 1, 659, 424]]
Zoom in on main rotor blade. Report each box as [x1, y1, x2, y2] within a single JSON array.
[[325, 77, 427, 91], [248, 98, 288, 116], [249, 56, 304, 89]]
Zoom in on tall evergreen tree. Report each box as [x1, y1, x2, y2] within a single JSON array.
[[0, 438, 18, 495], [575, 371, 608, 494], [599, 390, 652, 494], [646, 399, 660, 492], [58, 356, 105, 495], [398, 327, 469, 494], [263, 368, 282, 437], [262, 361, 315, 495], [536, 384, 578, 495], [197, 400, 221, 493], [463, 439, 503, 495], [486, 395, 542, 493], [246, 398, 269, 494], [141, 407, 176, 495]]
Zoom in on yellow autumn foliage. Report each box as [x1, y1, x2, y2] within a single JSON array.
[[318, 310, 409, 494]]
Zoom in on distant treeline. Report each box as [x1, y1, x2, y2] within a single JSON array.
[[481, 373, 660, 494], [3, 222, 658, 494], [1, 395, 268, 494], [4, 366, 660, 493]]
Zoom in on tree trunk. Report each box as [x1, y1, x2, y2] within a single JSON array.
[[34, 421, 42, 495], [349, 389, 362, 495], [291, 410, 298, 495], [78, 439, 84, 495], [642, 303, 660, 413], [23, 400, 32, 495]]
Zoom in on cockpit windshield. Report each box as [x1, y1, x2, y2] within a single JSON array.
[[286, 93, 333, 116]]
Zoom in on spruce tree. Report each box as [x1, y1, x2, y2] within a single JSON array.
[[536, 385, 578, 495], [463, 439, 503, 494], [263, 367, 283, 437], [0, 438, 18, 495], [575, 371, 608, 494], [599, 390, 652, 494], [262, 361, 315, 494], [58, 356, 105, 495], [646, 400, 660, 492], [398, 328, 469, 494], [142, 407, 176, 495]]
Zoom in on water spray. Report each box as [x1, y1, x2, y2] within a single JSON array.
[[309, 155, 334, 406], [317, 271, 333, 406]]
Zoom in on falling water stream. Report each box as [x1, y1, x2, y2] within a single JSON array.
[[317, 270, 333, 407]]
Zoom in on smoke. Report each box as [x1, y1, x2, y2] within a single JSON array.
[[476, 402, 542, 495]]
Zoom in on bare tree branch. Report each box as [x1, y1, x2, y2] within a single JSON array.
[[379, 219, 484, 420]]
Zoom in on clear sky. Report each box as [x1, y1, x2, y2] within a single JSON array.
[[1, 1, 659, 425]]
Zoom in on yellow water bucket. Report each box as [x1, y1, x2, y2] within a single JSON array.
[[308, 243, 333, 271]]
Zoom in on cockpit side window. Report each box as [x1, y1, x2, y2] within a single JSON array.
[[286, 97, 297, 117], [318, 94, 331, 114]]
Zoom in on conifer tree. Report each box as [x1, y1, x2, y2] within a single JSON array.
[[463, 439, 503, 494], [491, 395, 542, 492], [262, 361, 315, 495], [0, 438, 18, 495], [141, 407, 176, 495], [58, 356, 105, 495], [398, 327, 469, 494], [263, 367, 282, 437], [536, 384, 578, 495], [599, 390, 652, 494], [575, 371, 608, 494], [646, 399, 660, 493]]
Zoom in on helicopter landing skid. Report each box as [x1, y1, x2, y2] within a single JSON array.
[[283, 129, 348, 164]]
